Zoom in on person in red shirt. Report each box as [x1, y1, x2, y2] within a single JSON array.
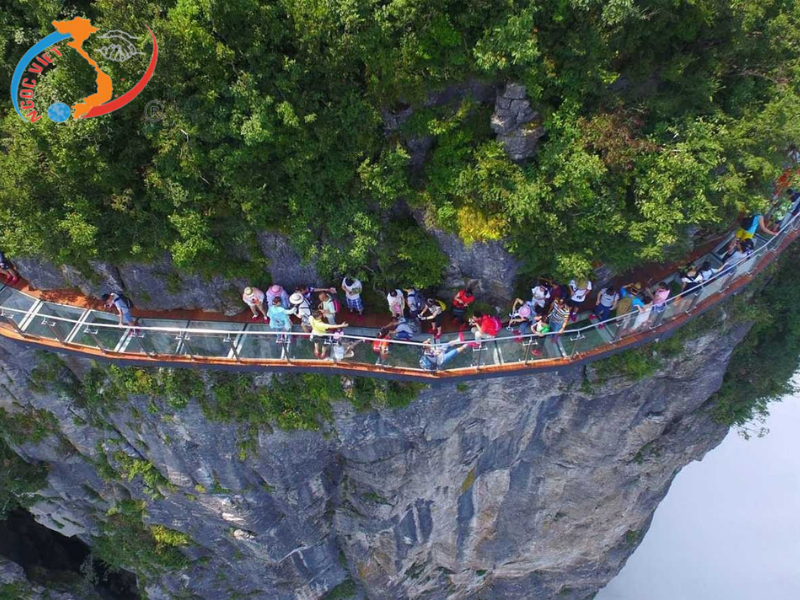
[[451, 287, 475, 325], [469, 311, 501, 343]]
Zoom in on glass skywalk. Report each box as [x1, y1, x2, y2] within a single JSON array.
[[0, 214, 798, 381]]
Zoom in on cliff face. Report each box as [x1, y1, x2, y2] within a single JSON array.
[[0, 318, 746, 600]]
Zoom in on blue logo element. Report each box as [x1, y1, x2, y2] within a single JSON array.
[[47, 102, 71, 122]]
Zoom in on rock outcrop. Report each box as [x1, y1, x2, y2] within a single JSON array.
[[0, 310, 746, 599], [491, 83, 546, 162]]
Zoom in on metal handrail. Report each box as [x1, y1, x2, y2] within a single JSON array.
[[0, 210, 798, 377]]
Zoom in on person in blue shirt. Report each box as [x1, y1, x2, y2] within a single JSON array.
[[267, 297, 296, 343]]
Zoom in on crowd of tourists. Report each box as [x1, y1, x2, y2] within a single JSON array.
[[1, 184, 799, 372]]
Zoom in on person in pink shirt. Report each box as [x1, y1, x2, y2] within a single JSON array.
[[649, 281, 671, 324], [242, 286, 268, 321], [266, 284, 290, 308]]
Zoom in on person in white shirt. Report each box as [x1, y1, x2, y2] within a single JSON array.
[[567, 278, 592, 321], [341, 277, 364, 316], [242, 286, 268, 321], [386, 289, 405, 318], [531, 280, 551, 315]]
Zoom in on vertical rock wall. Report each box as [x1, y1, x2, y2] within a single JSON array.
[[0, 310, 746, 599]]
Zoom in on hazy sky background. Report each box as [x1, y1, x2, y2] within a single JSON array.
[[597, 392, 800, 600]]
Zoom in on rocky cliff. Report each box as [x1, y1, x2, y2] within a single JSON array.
[[0, 303, 746, 599]]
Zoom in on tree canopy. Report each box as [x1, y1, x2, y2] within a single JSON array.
[[1, 0, 799, 285]]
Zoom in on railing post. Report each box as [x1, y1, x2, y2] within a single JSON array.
[[132, 332, 154, 357], [1, 312, 26, 337], [84, 327, 107, 353], [179, 332, 195, 359], [224, 334, 240, 362], [44, 319, 66, 344]]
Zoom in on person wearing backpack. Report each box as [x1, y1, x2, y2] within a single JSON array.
[[289, 291, 314, 333], [451, 287, 475, 325], [735, 213, 778, 241], [102, 292, 137, 328], [318, 291, 338, 325], [469, 311, 501, 343], [419, 339, 470, 371], [0, 250, 20, 284], [419, 298, 445, 339], [341, 277, 364, 317], [404, 288, 423, 321], [386, 289, 405, 318]]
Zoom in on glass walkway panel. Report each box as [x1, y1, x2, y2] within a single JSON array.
[[0, 214, 798, 381]]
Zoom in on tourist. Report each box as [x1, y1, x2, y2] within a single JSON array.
[[405, 287, 423, 322], [451, 287, 475, 325], [590, 285, 619, 327], [309, 310, 348, 359], [677, 265, 705, 310], [698, 261, 717, 284], [531, 279, 551, 315], [372, 327, 392, 365], [266, 284, 290, 309], [242, 286, 268, 321], [295, 284, 336, 305], [567, 277, 592, 321], [419, 339, 470, 371], [392, 318, 416, 341], [735, 213, 778, 241], [469, 311, 502, 343], [720, 239, 751, 277], [386, 289, 405, 318], [267, 297, 296, 343], [616, 282, 642, 330], [509, 298, 535, 335], [649, 281, 671, 324], [330, 331, 362, 363], [0, 250, 20, 284], [341, 277, 364, 317], [419, 298, 445, 339], [529, 315, 551, 356], [318, 291, 338, 325], [773, 188, 800, 229], [630, 290, 652, 331], [101, 292, 137, 328], [547, 296, 570, 341], [289, 291, 314, 333]]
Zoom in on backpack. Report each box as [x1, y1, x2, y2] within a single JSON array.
[[484, 315, 502, 336], [406, 289, 422, 312], [740, 215, 756, 230], [115, 292, 133, 309], [435, 299, 447, 311], [332, 296, 341, 313], [419, 354, 437, 371]]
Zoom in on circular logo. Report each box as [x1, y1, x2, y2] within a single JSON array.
[[47, 102, 71, 122], [143, 99, 165, 122]]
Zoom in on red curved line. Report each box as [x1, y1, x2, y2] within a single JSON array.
[[80, 26, 158, 119]]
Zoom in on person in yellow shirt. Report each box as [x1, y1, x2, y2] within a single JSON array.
[[308, 310, 349, 359]]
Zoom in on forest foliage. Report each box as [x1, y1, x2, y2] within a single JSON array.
[[1, 0, 799, 284]]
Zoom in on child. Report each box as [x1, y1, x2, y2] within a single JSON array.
[[386, 289, 405, 318]]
